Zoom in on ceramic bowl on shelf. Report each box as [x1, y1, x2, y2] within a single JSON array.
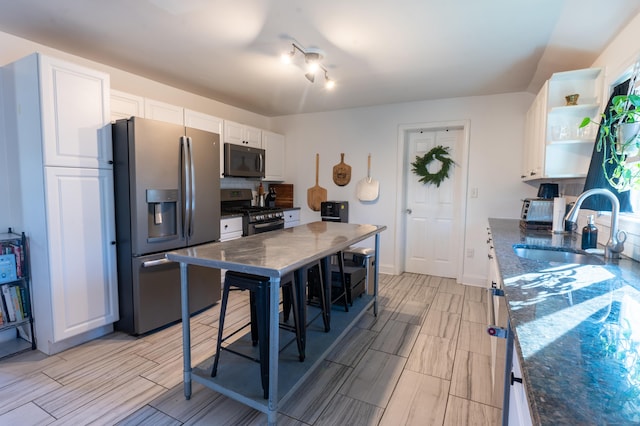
[[565, 93, 579, 105]]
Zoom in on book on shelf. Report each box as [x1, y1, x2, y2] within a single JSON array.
[[1, 284, 16, 322], [10, 243, 23, 278], [1, 284, 25, 322], [1, 237, 24, 279], [10, 285, 23, 321], [19, 286, 30, 317]]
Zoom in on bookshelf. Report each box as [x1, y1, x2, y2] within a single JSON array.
[[0, 230, 35, 358]]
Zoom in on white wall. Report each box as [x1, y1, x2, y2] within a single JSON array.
[[272, 94, 537, 283]]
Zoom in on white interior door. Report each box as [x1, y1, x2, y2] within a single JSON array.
[[404, 128, 463, 277]]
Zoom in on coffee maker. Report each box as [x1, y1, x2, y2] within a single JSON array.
[[321, 201, 349, 222], [264, 187, 277, 208]]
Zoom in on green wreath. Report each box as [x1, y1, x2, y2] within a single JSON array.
[[411, 145, 455, 187]]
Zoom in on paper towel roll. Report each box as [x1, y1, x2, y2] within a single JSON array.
[[552, 197, 566, 233]]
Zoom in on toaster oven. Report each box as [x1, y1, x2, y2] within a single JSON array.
[[521, 198, 554, 223]]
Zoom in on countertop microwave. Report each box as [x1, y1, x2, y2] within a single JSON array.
[[223, 143, 265, 178]]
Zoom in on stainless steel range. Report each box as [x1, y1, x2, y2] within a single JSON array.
[[221, 188, 285, 235]]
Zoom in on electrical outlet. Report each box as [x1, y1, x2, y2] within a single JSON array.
[[470, 187, 478, 198], [466, 248, 475, 258]]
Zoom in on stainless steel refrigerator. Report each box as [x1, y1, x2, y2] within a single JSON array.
[[112, 117, 221, 335]]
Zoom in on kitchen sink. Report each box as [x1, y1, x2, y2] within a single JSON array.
[[512, 245, 604, 265]]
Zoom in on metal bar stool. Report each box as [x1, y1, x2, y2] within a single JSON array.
[[283, 260, 331, 331], [283, 252, 348, 333], [327, 251, 349, 310], [211, 270, 303, 399]]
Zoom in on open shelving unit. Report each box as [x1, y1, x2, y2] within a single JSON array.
[[522, 67, 604, 181], [0, 230, 35, 359]]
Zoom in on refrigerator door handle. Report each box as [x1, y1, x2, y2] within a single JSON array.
[[187, 136, 196, 238], [181, 136, 192, 239]]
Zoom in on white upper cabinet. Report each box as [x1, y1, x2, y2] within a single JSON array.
[[262, 131, 285, 181], [521, 84, 547, 180], [184, 109, 225, 178], [184, 109, 223, 134], [522, 67, 603, 181], [109, 95, 282, 181], [224, 120, 262, 148], [38, 55, 112, 169], [144, 98, 184, 125], [110, 89, 144, 121]]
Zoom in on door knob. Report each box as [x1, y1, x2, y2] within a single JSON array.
[[406, 209, 412, 214]]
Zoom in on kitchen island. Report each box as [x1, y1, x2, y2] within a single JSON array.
[[166, 221, 386, 425], [489, 218, 640, 425]]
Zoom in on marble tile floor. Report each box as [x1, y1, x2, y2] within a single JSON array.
[[0, 273, 505, 425]]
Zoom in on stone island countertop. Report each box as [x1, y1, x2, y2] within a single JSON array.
[[489, 218, 640, 425], [168, 221, 385, 277]]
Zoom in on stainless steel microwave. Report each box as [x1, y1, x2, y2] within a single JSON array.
[[223, 143, 265, 178]]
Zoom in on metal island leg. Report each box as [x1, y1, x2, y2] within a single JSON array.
[[267, 275, 280, 425], [180, 262, 192, 400], [373, 233, 380, 316]]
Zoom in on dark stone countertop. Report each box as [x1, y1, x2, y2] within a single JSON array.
[[489, 218, 640, 425], [220, 212, 244, 219]]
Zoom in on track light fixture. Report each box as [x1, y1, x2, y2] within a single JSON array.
[[281, 42, 335, 89]]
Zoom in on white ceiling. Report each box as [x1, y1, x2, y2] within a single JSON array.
[[0, 0, 638, 117]]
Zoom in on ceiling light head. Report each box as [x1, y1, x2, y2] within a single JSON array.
[[284, 42, 335, 88], [303, 48, 324, 63], [280, 50, 294, 64], [324, 73, 335, 90], [304, 48, 323, 75]]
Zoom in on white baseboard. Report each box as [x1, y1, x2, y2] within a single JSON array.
[[38, 324, 114, 355]]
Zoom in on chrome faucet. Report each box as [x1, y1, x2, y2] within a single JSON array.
[[564, 188, 627, 259]]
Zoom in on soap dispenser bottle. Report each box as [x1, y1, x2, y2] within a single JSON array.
[[581, 215, 598, 250]]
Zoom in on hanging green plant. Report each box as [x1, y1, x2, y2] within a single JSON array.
[[411, 145, 455, 187]]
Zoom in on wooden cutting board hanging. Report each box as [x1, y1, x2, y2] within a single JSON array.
[[332, 153, 351, 186], [307, 153, 327, 211]]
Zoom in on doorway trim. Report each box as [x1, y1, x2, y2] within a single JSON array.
[[394, 120, 471, 281]]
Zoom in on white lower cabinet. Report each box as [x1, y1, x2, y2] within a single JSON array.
[[486, 227, 504, 389], [509, 341, 533, 426], [220, 217, 243, 242], [220, 217, 243, 283], [283, 209, 300, 228], [45, 167, 118, 342]]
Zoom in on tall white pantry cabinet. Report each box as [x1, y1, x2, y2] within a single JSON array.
[[2, 53, 118, 355]]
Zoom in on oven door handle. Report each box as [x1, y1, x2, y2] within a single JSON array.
[[142, 258, 173, 268], [253, 219, 285, 230]]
